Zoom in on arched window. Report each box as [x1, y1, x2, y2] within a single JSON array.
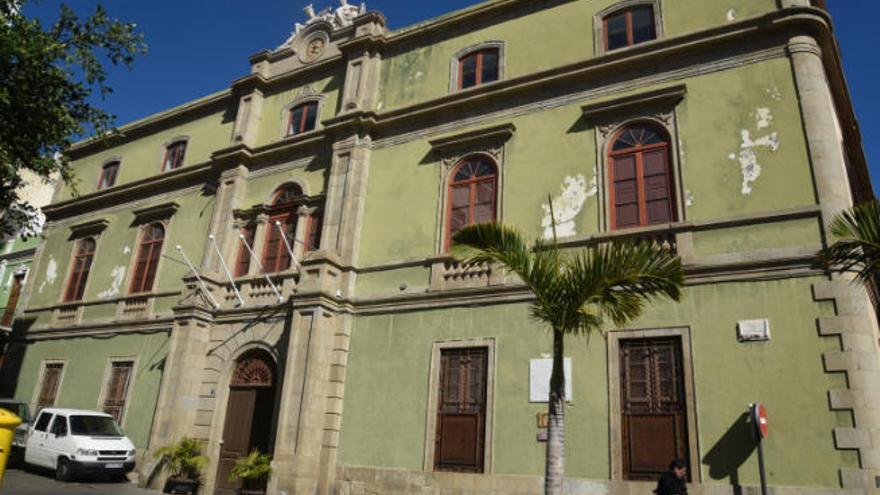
[[604, 6, 657, 51], [286, 102, 319, 136], [608, 123, 675, 229], [447, 156, 498, 249], [97, 161, 120, 190], [130, 223, 165, 294], [262, 185, 302, 273], [64, 238, 96, 302], [162, 141, 187, 171], [458, 49, 500, 90]]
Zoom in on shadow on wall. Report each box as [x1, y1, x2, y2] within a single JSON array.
[[0, 317, 34, 397], [702, 412, 757, 495]]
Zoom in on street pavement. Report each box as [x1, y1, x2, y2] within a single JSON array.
[[1, 467, 159, 495]]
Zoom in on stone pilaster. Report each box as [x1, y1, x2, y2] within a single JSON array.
[[142, 305, 213, 486], [231, 88, 265, 147], [268, 307, 345, 494], [200, 165, 249, 275], [790, 33, 880, 492], [788, 35, 854, 236]]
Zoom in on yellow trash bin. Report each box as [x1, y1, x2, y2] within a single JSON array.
[[0, 408, 22, 489]]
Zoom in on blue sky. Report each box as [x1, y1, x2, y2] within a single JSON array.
[[25, 1, 880, 193]]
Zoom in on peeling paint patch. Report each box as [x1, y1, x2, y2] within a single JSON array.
[[685, 190, 695, 207], [123, 245, 131, 255], [726, 9, 737, 21], [765, 87, 782, 102], [98, 266, 126, 299], [755, 108, 773, 130], [542, 174, 594, 239], [38, 256, 57, 294], [728, 107, 781, 195]]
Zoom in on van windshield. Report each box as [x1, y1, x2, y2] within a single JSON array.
[[69, 415, 123, 437]]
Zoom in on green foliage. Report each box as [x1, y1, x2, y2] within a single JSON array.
[[229, 450, 273, 482], [0, 0, 146, 238], [451, 222, 684, 335], [154, 436, 208, 481], [821, 200, 880, 285]]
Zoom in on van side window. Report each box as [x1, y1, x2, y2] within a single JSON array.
[[50, 415, 68, 436], [34, 412, 53, 432]]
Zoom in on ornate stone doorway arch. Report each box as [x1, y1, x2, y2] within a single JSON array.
[[215, 350, 278, 495]]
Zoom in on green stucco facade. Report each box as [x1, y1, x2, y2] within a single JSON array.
[[3, 0, 877, 494]]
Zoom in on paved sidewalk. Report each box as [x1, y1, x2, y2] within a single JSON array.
[[1, 467, 159, 495]]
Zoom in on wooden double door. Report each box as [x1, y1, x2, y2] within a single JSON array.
[[620, 337, 689, 480], [215, 352, 278, 495]]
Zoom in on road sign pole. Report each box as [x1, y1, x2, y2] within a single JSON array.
[[751, 403, 769, 495], [756, 436, 768, 495]]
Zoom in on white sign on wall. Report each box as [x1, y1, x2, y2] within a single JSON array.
[[529, 358, 572, 403]]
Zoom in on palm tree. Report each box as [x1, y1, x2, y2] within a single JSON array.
[[451, 215, 684, 495], [821, 200, 880, 285]]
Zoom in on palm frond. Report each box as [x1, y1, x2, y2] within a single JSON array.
[[562, 241, 683, 328], [822, 201, 880, 284]]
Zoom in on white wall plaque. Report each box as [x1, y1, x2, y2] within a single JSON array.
[[737, 319, 770, 342], [529, 358, 572, 403]]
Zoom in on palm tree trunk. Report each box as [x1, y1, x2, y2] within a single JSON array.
[[545, 328, 566, 495]]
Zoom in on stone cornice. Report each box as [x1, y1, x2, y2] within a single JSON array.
[[68, 90, 233, 159], [231, 53, 346, 94], [384, 0, 576, 49], [43, 162, 215, 221]]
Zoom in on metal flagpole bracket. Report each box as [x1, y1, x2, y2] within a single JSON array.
[[175, 245, 220, 309], [208, 234, 245, 308], [239, 234, 285, 304]]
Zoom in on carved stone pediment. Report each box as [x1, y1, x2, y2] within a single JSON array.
[[67, 219, 110, 240], [429, 123, 515, 169], [131, 202, 179, 226]]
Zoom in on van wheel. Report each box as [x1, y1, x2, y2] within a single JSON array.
[[55, 458, 72, 482]]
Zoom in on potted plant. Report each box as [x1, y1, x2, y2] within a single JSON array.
[[155, 436, 208, 495], [229, 449, 272, 495]]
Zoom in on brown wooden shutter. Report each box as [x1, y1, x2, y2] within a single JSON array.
[[449, 185, 471, 237], [142, 236, 162, 292], [1, 274, 24, 327], [642, 149, 673, 225], [434, 347, 488, 473], [613, 155, 641, 229], [235, 224, 257, 277], [262, 214, 296, 273], [474, 179, 496, 224], [307, 212, 323, 252], [620, 338, 689, 480], [102, 361, 134, 423], [36, 363, 64, 412]]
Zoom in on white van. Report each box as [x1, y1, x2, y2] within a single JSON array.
[[25, 408, 136, 481]]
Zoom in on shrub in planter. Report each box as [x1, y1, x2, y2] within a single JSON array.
[[155, 436, 208, 495], [229, 450, 272, 495]]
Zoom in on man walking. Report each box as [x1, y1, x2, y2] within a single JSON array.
[[655, 459, 688, 495]]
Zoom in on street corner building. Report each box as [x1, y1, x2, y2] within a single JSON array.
[[1, 0, 878, 493]]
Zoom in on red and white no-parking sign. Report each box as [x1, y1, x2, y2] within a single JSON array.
[[751, 403, 768, 439]]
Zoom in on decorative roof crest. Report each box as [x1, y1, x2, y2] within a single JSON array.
[[277, 0, 367, 49]]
